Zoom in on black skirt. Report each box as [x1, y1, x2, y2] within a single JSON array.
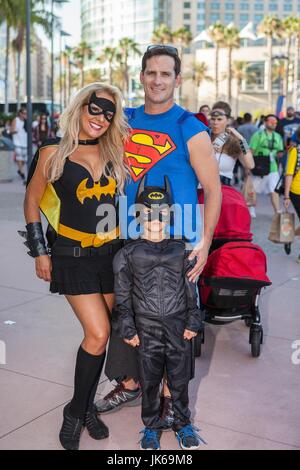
[[50, 243, 121, 295]]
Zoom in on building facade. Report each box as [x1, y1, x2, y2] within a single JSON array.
[[81, 0, 168, 50]]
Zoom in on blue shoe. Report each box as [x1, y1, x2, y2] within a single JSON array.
[[175, 424, 207, 450], [139, 428, 161, 450]]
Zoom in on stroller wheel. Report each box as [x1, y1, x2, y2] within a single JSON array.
[[284, 243, 291, 255], [244, 317, 252, 327], [249, 326, 263, 358]]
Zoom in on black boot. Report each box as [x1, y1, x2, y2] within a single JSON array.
[[84, 405, 109, 440], [59, 403, 84, 450]]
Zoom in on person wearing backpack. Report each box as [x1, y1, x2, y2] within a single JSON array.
[[284, 145, 300, 262], [249, 114, 284, 218], [95, 44, 221, 431]]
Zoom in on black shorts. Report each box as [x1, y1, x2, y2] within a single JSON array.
[[50, 243, 121, 295]]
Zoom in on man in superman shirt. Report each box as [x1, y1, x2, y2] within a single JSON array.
[[96, 45, 221, 427]]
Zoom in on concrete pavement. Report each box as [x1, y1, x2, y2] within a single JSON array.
[[0, 177, 299, 450]]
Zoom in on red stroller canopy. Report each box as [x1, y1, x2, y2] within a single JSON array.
[[198, 186, 252, 240], [201, 241, 271, 284]]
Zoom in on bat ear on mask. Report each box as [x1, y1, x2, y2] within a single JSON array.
[[164, 175, 173, 205], [135, 175, 146, 204]]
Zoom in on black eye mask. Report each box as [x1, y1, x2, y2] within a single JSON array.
[[88, 92, 116, 122]]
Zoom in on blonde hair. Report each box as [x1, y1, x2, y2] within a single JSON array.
[[46, 82, 130, 193]]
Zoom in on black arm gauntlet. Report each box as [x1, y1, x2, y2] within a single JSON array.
[[18, 222, 48, 257]]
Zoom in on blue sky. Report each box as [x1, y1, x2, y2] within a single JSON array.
[[38, 0, 81, 51], [59, 0, 81, 47]]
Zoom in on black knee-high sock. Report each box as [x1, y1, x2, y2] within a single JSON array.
[[69, 346, 106, 419], [87, 374, 101, 412]]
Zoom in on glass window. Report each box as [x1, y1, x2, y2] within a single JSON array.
[[254, 14, 263, 23], [197, 23, 205, 32], [211, 2, 220, 9], [184, 13, 191, 20], [225, 3, 234, 9], [243, 62, 265, 91], [254, 3, 264, 10], [240, 14, 249, 22], [197, 2, 205, 9], [284, 4, 292, 11], [210, 13, 220, 22], [225, 13, 234, 22], [269, 3, 278, 11], [184, 24, 191, 31], [197, 13, 206, 21], [184, 2, 191, 8], [240, 3, 249, 10]]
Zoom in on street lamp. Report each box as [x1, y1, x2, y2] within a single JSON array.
[[25, 0, 32, 172], [60, 30, 71, 112], [50, 0, 69, 131]]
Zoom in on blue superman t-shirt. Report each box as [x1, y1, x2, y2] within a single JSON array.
[[120, 104, 208, 245]]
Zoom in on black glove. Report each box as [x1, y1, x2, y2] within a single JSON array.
[[18, 222, 48, 257]]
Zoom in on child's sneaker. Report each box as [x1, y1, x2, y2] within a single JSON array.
[[175, 424, 206, 450], [139, 428, 161, 450], [297, 255, 300, 264]]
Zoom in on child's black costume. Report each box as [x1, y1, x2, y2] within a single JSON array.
[[112, 177, 203, 432]]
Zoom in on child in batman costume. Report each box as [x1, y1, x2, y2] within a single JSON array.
[[20, 84, 128, 450], [111, 175, 206, 450]]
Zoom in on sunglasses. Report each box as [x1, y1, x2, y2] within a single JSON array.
[[210, 111, 229, 118], [146, 44, 179, 56]]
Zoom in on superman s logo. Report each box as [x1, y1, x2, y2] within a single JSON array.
[[125, 129, 176, 182]]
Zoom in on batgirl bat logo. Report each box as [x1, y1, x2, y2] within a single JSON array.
[[125, 129, 177, 182], [148, 192, 164, 200], [76, 177, 116, 204]]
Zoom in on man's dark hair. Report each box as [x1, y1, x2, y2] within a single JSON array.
[[18, 107, 27, 116], [199, 104, 210, 112], [212, 101, 231, 117], [265, 114, 277, 121], [141, 45, 181, 77], [243, 112, 252, 123]]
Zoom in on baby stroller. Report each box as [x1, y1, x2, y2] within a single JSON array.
[[196, 186, 271, 357]]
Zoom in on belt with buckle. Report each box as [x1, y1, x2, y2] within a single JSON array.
[[51, 240, 122, 257]]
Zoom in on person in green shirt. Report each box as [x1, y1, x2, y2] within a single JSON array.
[[249, 114, 284, 217]]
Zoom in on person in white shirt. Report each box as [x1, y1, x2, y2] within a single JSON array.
[[210, 102, 254, 185], [11, 107, 28, 179]]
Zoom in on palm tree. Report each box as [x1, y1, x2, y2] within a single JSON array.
[[152, 23, 173, 45], [290, 17, 300, 109], [98, 46, 121, 85], [232, 61, 255, 116], [223, 24, 240, 104], [173, 27, 193, 105], [281, 17, 295, 110], [173, 27, 193, 58], [117, 37, 141, 101], [258, 16, 283, 111], [187, 61, 213, 109], [0, 0, 16, 114], [272, 58, 285, 96], [11, 0, 51, 109], [84, 68, 105, 85], [208, 21, 226, 100], [73, 41, 93, 87]]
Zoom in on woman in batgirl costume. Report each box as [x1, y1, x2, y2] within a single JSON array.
[[21, 83, 129, 450]]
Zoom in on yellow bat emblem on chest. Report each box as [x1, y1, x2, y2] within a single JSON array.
[[76, 177, 116, 204]]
